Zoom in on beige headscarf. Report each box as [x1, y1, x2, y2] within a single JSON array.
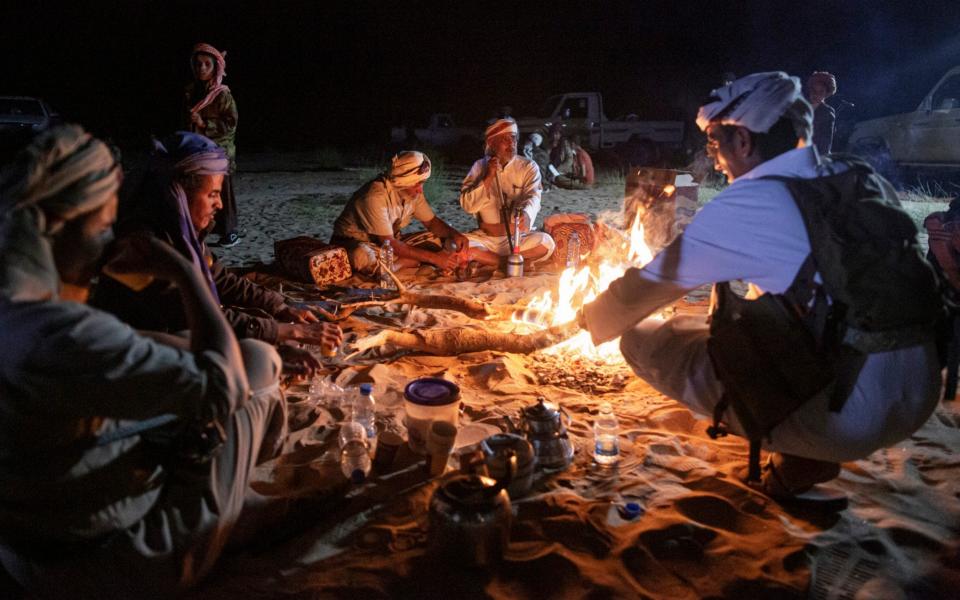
[[387, 151, 431, 188], [696, 71, 813, 142], [0, 125, 120, 301]]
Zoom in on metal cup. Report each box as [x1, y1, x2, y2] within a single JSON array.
[[505, 253, 524, 277]]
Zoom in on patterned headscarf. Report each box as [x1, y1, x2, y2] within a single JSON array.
[[0, 125, 120, 301], [145, 132, 229, 303], [697, 71, 813, 142], [387, 151, 431, 188], [189, 43, 230, 115], [484, 118, 518, 153]]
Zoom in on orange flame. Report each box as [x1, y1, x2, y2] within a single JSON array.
[[513, 208, 657, 364]]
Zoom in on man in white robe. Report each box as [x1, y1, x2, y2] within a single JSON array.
[[458, 118, 555, 267]]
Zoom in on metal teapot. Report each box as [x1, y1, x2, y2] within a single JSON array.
[[506, 397, 575, 470], [427, 452, 516, 567]]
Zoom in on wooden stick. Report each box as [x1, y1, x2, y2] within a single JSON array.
[[352, 320, 581, 356]]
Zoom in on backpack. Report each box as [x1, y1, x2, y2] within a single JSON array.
[[706, 156, 946, 481]]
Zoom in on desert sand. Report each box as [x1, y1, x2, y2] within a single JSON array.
[[190, 157, 960, 599]]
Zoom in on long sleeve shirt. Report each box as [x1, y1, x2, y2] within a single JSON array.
[[184, 83, 238, 171], [0, 299, 244, 545], [92, 242, 287, 344], [459, 155, 542, 226]]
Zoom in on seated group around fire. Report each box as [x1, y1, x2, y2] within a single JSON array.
[[332, 118, 556, 275], [0, 70, 947, 597], [0, 126, 295, 597]]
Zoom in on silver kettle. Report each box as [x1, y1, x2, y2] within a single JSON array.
[[427, 452, 516, 567], [507, 397, 575, 470]]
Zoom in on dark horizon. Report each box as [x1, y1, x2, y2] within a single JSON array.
[[3, 0, 960, 153]]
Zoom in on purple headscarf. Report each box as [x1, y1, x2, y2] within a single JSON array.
[[149, 132, 229, 303]]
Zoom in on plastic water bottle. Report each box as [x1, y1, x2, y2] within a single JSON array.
[[353, 383, 378, 455], [339, 421, 371, 483], [566, 231, 581, 269], [379, 240, 395, 289], [309, 379, 344, 409], [594, 402, 620, 466]]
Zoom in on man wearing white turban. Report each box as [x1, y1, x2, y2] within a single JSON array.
[[580, 72, 940, 499], [0, 126, 287, 597], [459, 118, 555, 267], [332, 150, 470, 275]]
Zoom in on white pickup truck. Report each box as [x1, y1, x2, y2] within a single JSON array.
[[516, 92, 684, 165], [848, 66, 960, 175]]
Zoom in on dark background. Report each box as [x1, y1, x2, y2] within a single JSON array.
[[3, 0, 959, 154]]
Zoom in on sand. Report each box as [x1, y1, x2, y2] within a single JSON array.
[[190, 157, 960, 599]]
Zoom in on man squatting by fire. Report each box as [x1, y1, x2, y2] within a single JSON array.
[[331, 150, 471, 275], [458, 118, 556, 268], [0, 126, 288, 597], [580, 72, 941, 497]]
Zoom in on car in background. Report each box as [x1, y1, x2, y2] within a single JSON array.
[[0, 96, 62, 134], [847, 66, 960, 180]]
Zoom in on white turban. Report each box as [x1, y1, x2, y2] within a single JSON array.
[[529, 132, 543, 147], [696, 71, 812, 141], [387, 151, 431, 188]]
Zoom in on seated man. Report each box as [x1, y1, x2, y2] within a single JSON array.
[[581, 72, 941, 498], [459, 118, 555, 267], [549, 127, 594, 190], [331, 150, 469, 275], [93, 132, 341, 376], [0, 125, 286, 596]]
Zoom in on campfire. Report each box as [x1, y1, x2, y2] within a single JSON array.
[[512, 207, 657, 366]]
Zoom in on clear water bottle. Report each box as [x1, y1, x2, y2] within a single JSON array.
[[566, 231, 581, 269], [309, 379, 344, 409], [353, 383, 378, 456], [594, 402, 620, 466], [379, 240, 395, 289], [339, 421, 371, 483]]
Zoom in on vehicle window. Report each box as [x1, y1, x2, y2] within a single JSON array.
[[0, 99, 44, 117], [559, 97, 589, 120], [539, 95, 562, 118], [932, 75, 960, 110]]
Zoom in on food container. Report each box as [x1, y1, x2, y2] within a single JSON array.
[[403, 378, 460, 454]]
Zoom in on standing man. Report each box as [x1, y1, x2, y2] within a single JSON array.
[[459, 118, 555, 267], [185, 42, 241, 248], [580, 72, 941, 498], [331, 150, 470, 274], [806, 71, 838, 155]]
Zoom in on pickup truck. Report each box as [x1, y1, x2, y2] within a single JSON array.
[[847, 66, 960, 176], [515, 92, 684, 166], [389, 113, 481, 150]]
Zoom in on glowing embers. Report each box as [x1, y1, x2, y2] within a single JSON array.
[[513, 208, 657, 364]]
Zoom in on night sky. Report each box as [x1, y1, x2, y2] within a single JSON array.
[[3, 0, 959, 153]]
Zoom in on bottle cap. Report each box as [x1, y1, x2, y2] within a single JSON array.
[[360, 383, 373, 395], [622, 501, 643, 519]]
